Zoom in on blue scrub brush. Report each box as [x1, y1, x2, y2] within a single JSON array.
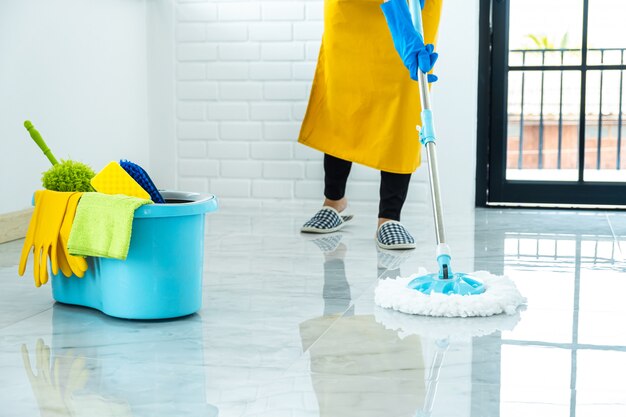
[[119, 160, 165, 203]]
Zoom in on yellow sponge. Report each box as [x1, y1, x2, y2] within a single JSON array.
[[91, 161, 151, 200]]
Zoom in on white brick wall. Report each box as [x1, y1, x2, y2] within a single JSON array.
[[174, 0, 429, 205]]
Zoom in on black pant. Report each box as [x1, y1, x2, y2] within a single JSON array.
[[324, 154, 411, 221]]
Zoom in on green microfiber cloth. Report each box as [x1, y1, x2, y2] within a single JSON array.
[[67, 193, 152, 260]]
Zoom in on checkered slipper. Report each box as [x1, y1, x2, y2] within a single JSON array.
[[376, 220, 416, 250], [301, 207, 353, 234]]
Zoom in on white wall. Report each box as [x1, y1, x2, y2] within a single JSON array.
[[435, 0, 479, 213], [0, 0, 153, 214], [147, 0, 177, 191], [173, 0, 479, 212], [0, 0, 479, 214]]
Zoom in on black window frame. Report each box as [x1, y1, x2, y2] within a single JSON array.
[[476, 0, 626, 208]]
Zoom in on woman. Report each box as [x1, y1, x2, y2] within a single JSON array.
[[299, 0, 443, 250]]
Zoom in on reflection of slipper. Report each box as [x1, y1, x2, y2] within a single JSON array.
[[376, 221, 415, 250], [377, 247, 413, 270], [301, 207, 353, 234], [304, 233, 344, 254]]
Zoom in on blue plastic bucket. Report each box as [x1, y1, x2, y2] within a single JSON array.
[[51, 191, 218, 319]]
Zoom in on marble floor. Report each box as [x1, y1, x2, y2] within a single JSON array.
[[1, 202, 625, 417]]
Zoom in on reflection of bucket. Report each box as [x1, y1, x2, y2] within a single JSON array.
[[52, 191, 218, 319], [45, 304, 219, 416]]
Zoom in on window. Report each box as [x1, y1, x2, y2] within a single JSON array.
[[477, 0, 626, 207]]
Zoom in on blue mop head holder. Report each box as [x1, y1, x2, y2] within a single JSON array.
[[409, 243, 486, 295], [406, 243, 486, 295], [407, 272, 485, 296]]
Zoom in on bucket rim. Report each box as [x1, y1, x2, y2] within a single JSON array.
[[134, 190, 218, 218]]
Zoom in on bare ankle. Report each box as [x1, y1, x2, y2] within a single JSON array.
[[378, 218, 394, 228], [324, 197, 348, 213]]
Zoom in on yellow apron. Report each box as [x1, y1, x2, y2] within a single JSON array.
[[298, 0, 443, 174]]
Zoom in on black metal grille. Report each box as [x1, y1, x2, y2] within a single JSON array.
[[508, 48, 626, 172]]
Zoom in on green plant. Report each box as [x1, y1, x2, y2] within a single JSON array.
[[525, 32, 570, 50]]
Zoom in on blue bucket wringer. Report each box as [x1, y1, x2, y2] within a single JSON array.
[[51, 191, 218, 320]]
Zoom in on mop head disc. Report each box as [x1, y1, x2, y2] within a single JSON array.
[[375, 270, 526, 318]]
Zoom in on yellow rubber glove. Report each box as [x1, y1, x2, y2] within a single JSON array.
[[57, 193, 87, 278], [19, 190, 75, 287], [56, 243, 74, 278]]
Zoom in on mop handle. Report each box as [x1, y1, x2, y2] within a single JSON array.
[[408, 0, 447, 247]]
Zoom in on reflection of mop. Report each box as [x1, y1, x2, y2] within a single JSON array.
[[375, 299, 522, 341], [420, 338, 448, 417], [375, 306, 522, 417], [375, 0, 525, 317]]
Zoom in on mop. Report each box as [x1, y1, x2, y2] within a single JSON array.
[[375, 0, 525, 317]]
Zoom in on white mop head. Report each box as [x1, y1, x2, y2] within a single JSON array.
[[375, 269, 526, 318]]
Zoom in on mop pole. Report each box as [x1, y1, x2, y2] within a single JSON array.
[[408, 0, 452, 279]]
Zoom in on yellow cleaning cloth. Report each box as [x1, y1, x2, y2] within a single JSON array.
[[90, 161, 151, 200], [67, 193, 152, 260]]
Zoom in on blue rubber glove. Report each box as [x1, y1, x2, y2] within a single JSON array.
[[381, 0, 439, 83]]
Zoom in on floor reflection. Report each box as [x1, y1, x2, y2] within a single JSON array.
[[475, 210, 626, 417], [20, 305, 218, 417], [3, 207, 626, 417], [301, 235, 426, 417]]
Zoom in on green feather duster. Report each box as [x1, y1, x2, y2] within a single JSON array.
[[24, 120, 95, 192], [42, 159, 95, 192]]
